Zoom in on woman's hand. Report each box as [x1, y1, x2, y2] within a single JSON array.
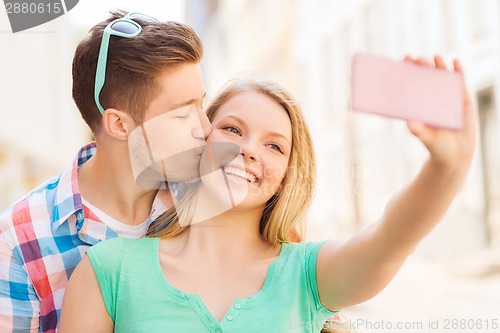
[[317, 57, 478, 311], [404, 55, 477, 172]]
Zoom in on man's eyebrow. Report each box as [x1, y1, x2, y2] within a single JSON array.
[[170, 92, 207, 109]]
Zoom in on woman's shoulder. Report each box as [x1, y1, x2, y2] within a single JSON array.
[[88, 236, 158, 257], [86, 237, 159, 277], [283, 240, 329, 257], [274, 240, 329, 271]]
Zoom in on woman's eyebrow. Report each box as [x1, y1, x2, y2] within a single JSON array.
[[268, 131, 291, 145], [221, 114, 291, 144], [223, 114, 243, 122], [218, 114, 246, 128]]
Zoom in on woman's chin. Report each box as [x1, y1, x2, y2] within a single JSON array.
[[199, 169, 248, 209]]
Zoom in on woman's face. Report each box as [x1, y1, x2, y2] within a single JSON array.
[[203, 90, 292, 210]]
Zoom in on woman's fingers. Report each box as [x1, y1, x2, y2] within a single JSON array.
[[453, 58, 463, 73], [407, 121, 434, 145], [452, 58, 473, 106], [405, 54, 450, 70], [416, 57, 428, 66], [404, 55, 414, 62], [433, 55, 446, 69]]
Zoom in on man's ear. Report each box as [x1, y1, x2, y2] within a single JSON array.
[[101, 108, 137, 140]]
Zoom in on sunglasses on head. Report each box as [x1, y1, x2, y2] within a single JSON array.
[[94, 12, 159, 115]]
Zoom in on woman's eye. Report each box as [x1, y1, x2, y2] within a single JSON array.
[[222, 126, 240, 135], [268, 144, 284, 153]]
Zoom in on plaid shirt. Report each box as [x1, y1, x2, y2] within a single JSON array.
[[0, 142, 168, 332]]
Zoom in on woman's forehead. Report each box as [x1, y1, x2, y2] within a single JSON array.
[[216, 93, 292, 137]]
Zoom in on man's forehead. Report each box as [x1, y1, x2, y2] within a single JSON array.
[[166, 104, 195, 115], [149, 88, 205, 113], [170, 91, 206, 109]]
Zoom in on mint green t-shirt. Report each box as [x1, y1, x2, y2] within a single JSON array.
[[87, 237, 337, 333]]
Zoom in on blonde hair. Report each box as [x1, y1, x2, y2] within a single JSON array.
[[148, 78, 316, 244]]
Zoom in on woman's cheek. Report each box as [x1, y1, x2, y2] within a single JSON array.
[[206, 130, 226, 143]]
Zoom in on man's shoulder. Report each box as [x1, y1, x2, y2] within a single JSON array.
[[0, 142, 96, 232], [0, 173, 63, 232]]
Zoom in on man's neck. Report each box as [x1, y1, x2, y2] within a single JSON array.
[[78, 147, 158, 226]]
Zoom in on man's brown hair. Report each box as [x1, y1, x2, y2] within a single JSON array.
[[72, 9, 203, 134]]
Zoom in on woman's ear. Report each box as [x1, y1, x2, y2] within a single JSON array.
[[101, 108, 137, 141]]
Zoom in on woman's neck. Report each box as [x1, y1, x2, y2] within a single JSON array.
[[174, 207, 277, 262]]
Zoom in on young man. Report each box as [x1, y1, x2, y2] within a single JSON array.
[[0, 10, 211, 332]]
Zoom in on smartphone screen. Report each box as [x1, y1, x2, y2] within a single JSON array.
[[351, 53, 463, 130]]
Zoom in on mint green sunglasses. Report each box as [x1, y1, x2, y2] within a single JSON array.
[[94, 12, 159, 115]]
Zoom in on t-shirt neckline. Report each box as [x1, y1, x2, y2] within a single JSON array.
[[150, 237, 289, 307]]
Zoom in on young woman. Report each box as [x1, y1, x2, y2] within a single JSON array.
[[59, 56, 476, 333]]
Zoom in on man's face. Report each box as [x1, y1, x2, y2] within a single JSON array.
[[128, 63, 212, 188]]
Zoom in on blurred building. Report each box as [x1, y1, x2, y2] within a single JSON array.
[[0, 15, 91, 209], [186, 0, 500, 260]]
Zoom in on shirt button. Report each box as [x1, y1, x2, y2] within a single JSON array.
[[77, 213, 83, 221], [215, 330, 222, 333], [234, 303, 242, 310], [226, 315, 233, 321]]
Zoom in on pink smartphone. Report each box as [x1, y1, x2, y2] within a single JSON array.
[[351, 53, 464, 130]]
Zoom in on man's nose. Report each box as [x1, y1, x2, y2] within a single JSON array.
[[192, 110, 213, 139]]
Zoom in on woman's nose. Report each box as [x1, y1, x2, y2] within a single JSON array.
[[240, 143, 257, 161]]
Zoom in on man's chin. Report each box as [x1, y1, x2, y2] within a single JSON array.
[[134, 169, 200, 189]]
